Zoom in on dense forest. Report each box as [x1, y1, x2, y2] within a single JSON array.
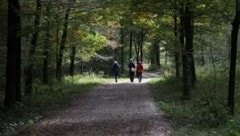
[[0, 0, 240, 135]]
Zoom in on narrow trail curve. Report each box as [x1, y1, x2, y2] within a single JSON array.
[[29, 72, 172, 136]]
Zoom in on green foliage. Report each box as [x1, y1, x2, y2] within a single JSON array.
[[150, 64, 240, 135], [83, 32, 107, 50], [151, 77, 191, 120], [78, 32, 107, 61], [193, 97, 228, 127], [221, 117, 240, 136], [157, 101, 190, 120]]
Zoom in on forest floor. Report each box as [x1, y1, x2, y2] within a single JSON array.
[[19, 72, 173, 136]]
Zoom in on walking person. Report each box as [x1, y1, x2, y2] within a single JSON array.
[[112, 61, 120, 82], [136, 61, 143, 82], [128, 59, 135, 82]]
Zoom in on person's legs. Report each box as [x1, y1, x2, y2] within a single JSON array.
[[139, 72, 142, 82], [114, 72, 118, 82], [129, 72, 132, 82], [132, 72, 135, 82], [129, 72, 134, 82], [137, 72, 140, 82]]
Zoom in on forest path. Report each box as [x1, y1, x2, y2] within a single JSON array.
[[27, 72, 172, 136]]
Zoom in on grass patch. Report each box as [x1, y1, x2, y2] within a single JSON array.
[[0, 74, 107, 136], [150, 65, 240, 136]]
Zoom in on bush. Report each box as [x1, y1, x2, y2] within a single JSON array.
[[223, 117, 240, 135], [193, 97, 229, 127]]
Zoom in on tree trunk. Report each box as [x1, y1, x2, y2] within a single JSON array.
[[154, 40, 160, 67], [183, 5, 194, 98], [150, 41, 155, 65], [4, 0, 21, 106], [180, 3, 191, 99], [42, 4, 50, 84], [129, 31, 133, 59], [25, 0, 41, 95], [140, 29, 144, 62], [200, 47, 205, 66], [134, 32, 140, 62], [120, 28, 124, 71], [228, 0, 240, 116], [174, 13, 180, 78], [134, 30, 144, 63], [150, 40, 160, 68], [55, 2, 59, 79], [56, 7, 70, 81], [70, 46, 76, 76]]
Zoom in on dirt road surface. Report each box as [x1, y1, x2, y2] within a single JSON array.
[[28, 72, 172, 136]]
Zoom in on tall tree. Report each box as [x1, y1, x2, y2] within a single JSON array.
[[133, 31, 140, 62], [0, 0, 7, 93], [120, 27, 125, 71], [4, 0, 21, 106], [69, 46, 76, 76], [24, 0, 42, 95], [42, 3, 51, 84], [180, 2, 197, 99], [129, 31, 133, 59], [56, 7, 71, 81], [228, 0, 240, 116], [151, 40, 160, 68], [174, 12, 180, 78]]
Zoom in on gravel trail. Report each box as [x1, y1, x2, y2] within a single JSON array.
[[28, 73, 172, 136]]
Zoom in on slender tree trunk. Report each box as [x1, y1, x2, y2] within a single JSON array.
[[120, 28, 124, 71], [133, 30, 144, 63], [134, 32, 140, 62], [228, 0, 240, 116], [42, 4, 50, 84], [210, 45, 217, 90], [150, 40, 160, 68], [154, 40, 160, 67], [56, 7, 70, 81], [180, 3, 190, 99], [183, 5, 193, 98], [140, 29, 144, 62], [140, 39, 143, 62], [150, 41, 155, 65], [129, 31, 133, 59], [200, 47, 205, 66], [55, 2, 59, 79], [174, 13, 180, 78], [70, 46, 76, 76], [25, 0, 41, 95], [5, 0, 21, 106], [190, 18, 196, 86], [191, 56, 196, 87]]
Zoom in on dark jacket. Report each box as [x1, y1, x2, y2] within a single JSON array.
[[112, 63, 120, 72], [128, 62, 135, 72]]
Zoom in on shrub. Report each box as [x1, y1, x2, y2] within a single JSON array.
[[193, 95, 229, 127]]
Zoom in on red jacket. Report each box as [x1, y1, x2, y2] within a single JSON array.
[[136, 63, 143, 72]]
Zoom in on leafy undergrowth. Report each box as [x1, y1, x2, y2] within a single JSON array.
[[0, 74, 108, 136], [150, 68, 240, 136]]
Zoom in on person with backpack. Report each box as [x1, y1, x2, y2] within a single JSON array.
[[112, 61, 120, 82], [128, 59, 135, 82], [136, 61, 143, 82]]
